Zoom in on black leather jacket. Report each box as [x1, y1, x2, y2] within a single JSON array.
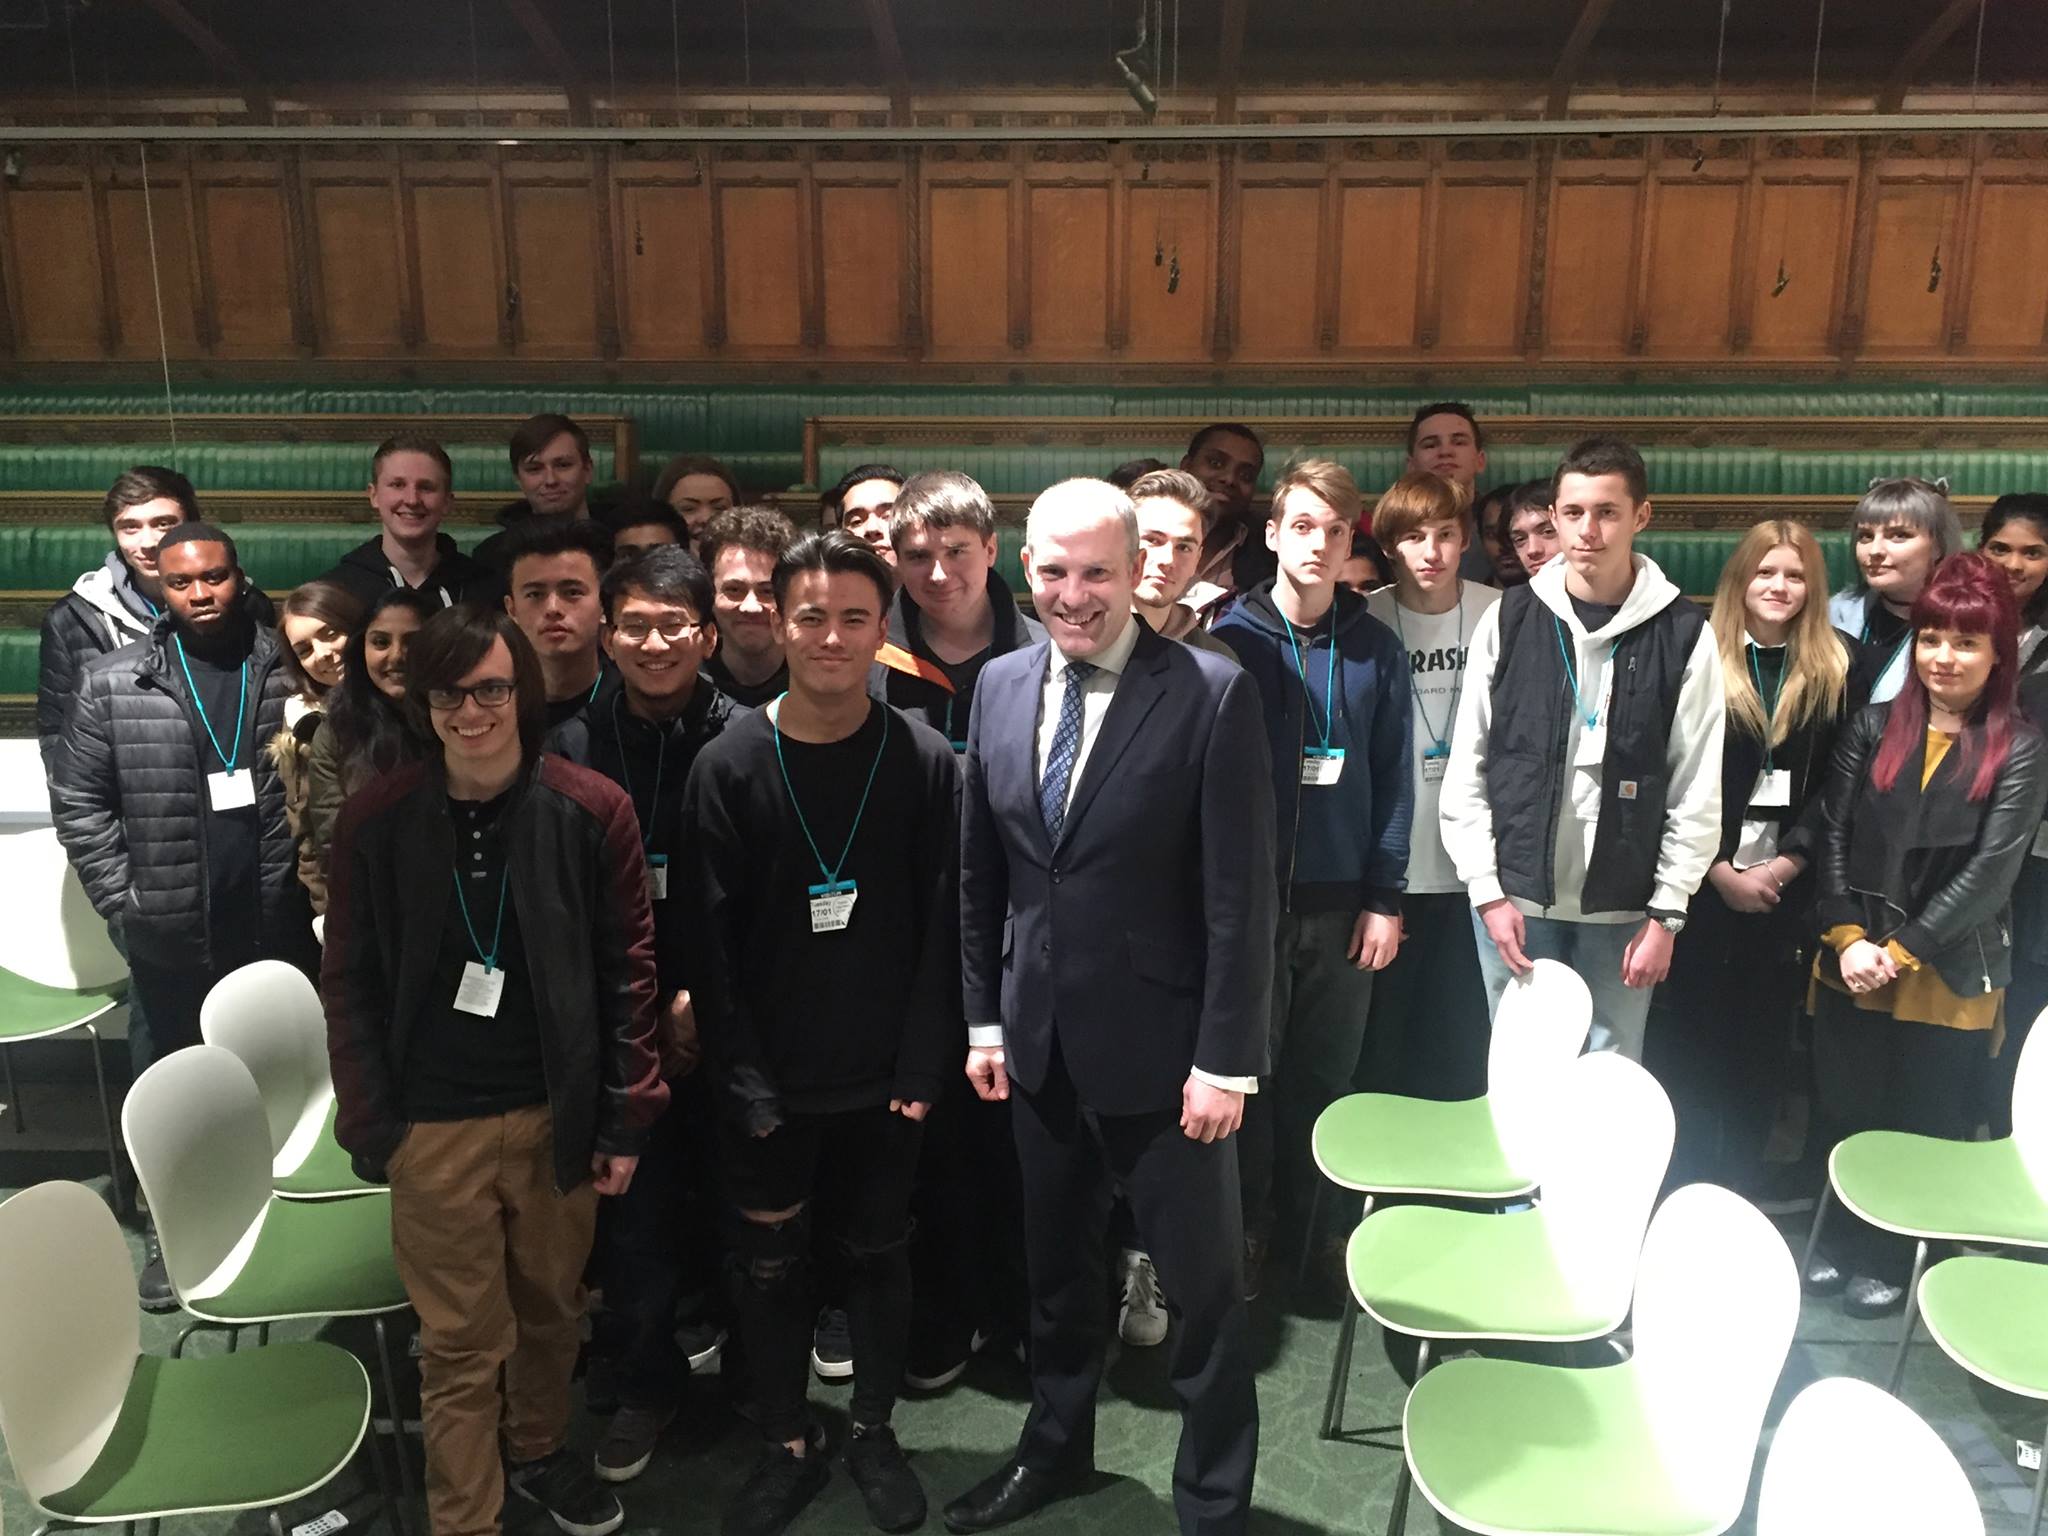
[[1817, 701, 2048, 997]]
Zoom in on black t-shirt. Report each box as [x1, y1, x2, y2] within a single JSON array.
[[176, 622, 263, 946], [706, 653, 790, 711], [1568, 593, 1622, 632], [400, 789, 549, 1121]]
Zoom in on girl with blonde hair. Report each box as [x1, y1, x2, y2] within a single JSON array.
[[1648, 520, 1853, 1194]]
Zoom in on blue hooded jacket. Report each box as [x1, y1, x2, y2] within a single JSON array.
[[1212, 582, 1414, 914]]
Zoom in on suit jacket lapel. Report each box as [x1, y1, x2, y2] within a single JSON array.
[[999, 641, 1055, 858], [1058, 624, 1169, 848]]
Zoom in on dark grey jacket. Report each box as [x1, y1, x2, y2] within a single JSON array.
[[49, 617, 311, 969]]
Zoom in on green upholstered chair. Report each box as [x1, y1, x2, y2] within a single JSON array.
[[121, 1045, 418, 1514], [0, 1179, 396, 1536], [199, 961, 373, 1202], [1913, 1255, 2048, 1535], [1802, 1010, 2048, 1394], [1757, 1375, 1983, 1536], [1399, 1183, 1797, 1536]]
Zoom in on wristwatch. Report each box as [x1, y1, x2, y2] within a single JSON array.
[[1649, 910, 1687, 935]]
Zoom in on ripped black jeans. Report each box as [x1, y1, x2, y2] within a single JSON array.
[[721, 1103, 925, 1444]]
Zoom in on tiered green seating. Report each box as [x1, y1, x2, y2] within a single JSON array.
[[0, 443, 614, 496]]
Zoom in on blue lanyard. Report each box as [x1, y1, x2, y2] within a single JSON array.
[[772, 698, 891, 888], [173, 635, 249, 773], [450, 866, 510, 973], [1283, 608, 1339, 749], [1552, 617, 1617, 731], [1748, 642, 1786, 772], [586, 667, 604, 704], [610, 693, 666, 849], [1392, 587, 1464, 753]]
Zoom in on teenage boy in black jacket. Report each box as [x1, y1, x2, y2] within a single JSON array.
[[549, 545, 739, 1482], [683, 532, 959, 1536], [317, 434, 495, 610]]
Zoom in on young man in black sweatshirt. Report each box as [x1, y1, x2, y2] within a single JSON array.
[[318, 434, 496, 611], [548, 545, 738, 1482], [683, 531, 959, 1536]]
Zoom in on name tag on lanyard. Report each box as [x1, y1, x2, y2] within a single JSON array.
[[1751, 768, 1792, 808], [208, 768, 256, 811], [646, 853, 669, 902], [454, 960, 504, 1017], [1421, 740, 1449, 786], [1301, 747, 1346, 786], [808, 878, 858, 933]]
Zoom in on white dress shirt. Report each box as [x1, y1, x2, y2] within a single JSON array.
[[969, 616, 1255, 1094]]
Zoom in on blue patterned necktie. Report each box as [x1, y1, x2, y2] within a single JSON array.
[[1039, 660, 1098, 842]]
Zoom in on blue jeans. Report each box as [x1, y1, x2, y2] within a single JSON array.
[[1470, 908, 1654, 1061]]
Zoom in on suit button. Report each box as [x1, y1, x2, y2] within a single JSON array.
[[1052, 871, 1063, 885], [1040, 941, 1051, 955]]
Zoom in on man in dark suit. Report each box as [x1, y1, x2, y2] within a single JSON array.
[[944, 478, 1277, 1536]]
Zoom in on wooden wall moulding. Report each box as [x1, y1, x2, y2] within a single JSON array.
[[4, 138, 2048, 368]]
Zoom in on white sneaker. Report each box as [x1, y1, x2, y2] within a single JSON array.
[[1118, 1249, 1168, 1348]]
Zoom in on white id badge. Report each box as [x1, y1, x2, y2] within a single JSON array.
[[2033, 822, 2048, 860], [454, 961, 504, 1017], [1573, 719, 1607, 768], [1751, 768, 1793, 808], [1421, 751, 1449, 786], [646, 854, 669, 901], [1300, 747, 1346, 786], [808, 879, 858, 933], [207, 769, 256, 811]]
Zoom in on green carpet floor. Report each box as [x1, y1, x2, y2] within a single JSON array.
[[2, 1180, 2043, 1536]]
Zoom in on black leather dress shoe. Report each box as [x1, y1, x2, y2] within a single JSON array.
[[942, 1462, 1086, 1533], [1844, 1273, 1908, 1318], [1802, 1254, 1847, 1296]]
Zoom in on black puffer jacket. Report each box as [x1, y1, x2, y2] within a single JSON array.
[[49, 618, 310, 968], [1817, 701, 2048, 997]]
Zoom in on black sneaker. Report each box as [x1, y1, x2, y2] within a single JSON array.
[[508, 1447, 626, 1536], [137, 1221, 176, 1313], [812, 1307, 854, 1382], [723, 1441, 831, 1536], [594, 1402, 676, 1484], [903, 1324, 970, 1392], [843, 1424, 926, 1532]]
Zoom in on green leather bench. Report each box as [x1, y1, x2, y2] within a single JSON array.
[[0, 523, 493, 596], [0, 443, 615, 496]]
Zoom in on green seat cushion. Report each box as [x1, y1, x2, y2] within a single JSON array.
[[1406, 1356, 1733, 1536], [0, 627, 40, 697], [1941, 387, 2048, 416], [1919, 1254, 2048, 1399], [1348, 1205, 1619, 1341], [193, 1190, 406, 1322], [41, 1344, 368, 1519], [3, 523, 492, 594], [1780, 450, 2048, 497], [0, 967, 125, 1040], [1529, 384, 1943, 417], [1111, 387, 1534, 417], [275, 1099, 377, 1200], [1832, 1131, 2048, 1246], [1312, 1093, 1525, 1197]]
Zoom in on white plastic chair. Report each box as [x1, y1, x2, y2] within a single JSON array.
[[1484, 957, 1599, 1178], [1757, 1376, 1983, 1536], [1401, 1183, 1800, 1536], [122, 1046, 418, 1514], [0, 826, 132, 1213], [200, 960, 370, 1199], [0, 1180, 391, 1536]]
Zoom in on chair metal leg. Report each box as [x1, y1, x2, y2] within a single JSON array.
[[268, 1510, 286, 1536], [257, 1321, 271, 1346], [357, 1397, 407, 1536], [2030, 1409, 2047, 1536], [373, 1314, 420, 1525], [1380, 1339, 1431, 1536], [1322, 1291, 1361, 1440], [4, 1041, 23, 1134], [172, 1319, 202, 1358], [1885, 1240, 1931, 1396], [83, 1023, 127, 1217], [1800, 1179, 1833, 1275]]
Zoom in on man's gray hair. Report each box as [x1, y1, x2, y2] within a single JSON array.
[[889, 468, 996, 546], [1024, 478, 1140, 564]]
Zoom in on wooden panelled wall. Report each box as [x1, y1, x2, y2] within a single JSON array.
[[3, 132, 2048, 368]]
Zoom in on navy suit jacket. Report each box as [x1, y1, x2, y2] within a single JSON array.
[[961, 620, 1278, 1116]]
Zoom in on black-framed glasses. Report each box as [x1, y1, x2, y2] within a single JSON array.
[[426, 679, 515, 710], [613, 617, 703, 644]]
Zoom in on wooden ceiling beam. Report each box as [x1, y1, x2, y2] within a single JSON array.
[[501, 0, 592, 125], [133, 0, 271, 120], [1545, 0, 1621, 119], [1878, 0, 1981, 112], [858, 0, 913, 124]]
